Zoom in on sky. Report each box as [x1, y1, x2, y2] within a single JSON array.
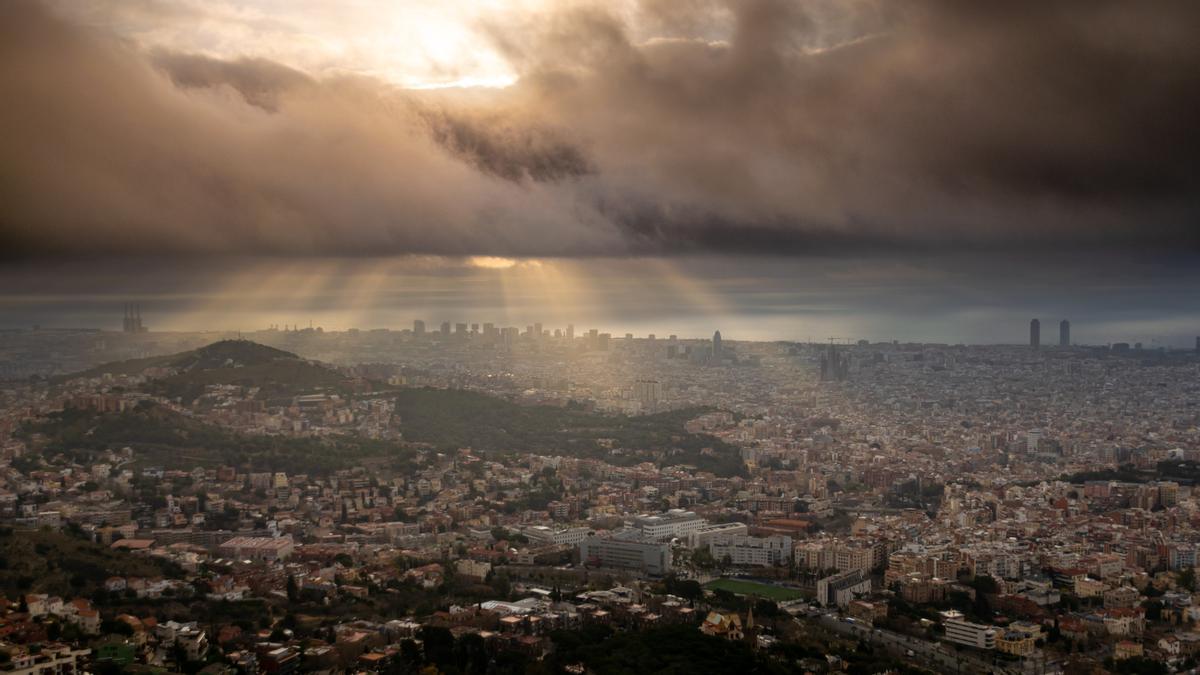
[[1, 0, 1198, 344]]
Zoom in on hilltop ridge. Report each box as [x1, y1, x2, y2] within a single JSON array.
[[167, 339, 299, 370], [68, 339, 355, 401], [68, 339, 303, 378]]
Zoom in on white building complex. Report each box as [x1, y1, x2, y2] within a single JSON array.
[[631, 509, 708, 541], [579, 531, 673, 576], [709, 535, 793, 567], [524, 525, 594, 547], [688, 522, 748, 549]]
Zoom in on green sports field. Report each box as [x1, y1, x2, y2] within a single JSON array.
[[704, 578, 806, 601]]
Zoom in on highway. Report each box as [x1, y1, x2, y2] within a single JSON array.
[[799, 609, 1059, 675]]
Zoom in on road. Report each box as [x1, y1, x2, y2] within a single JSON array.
[[805, 611, 1058, 675]]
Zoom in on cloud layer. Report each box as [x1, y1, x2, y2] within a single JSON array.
[[1, 0, 1198, 259]]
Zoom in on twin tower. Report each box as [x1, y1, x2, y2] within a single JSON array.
[[1030, 318, 1069, 349], [122, 303, 148, 333]]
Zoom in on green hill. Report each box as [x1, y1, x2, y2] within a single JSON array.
[[165, 339, 295, 369], [45, 342, 745, 476], [22, 401, 414, 474], [393, 388, 745, 476], [0, 529, 182, 598], [24, 389, 744, 476], [67, 340, 356, 401]]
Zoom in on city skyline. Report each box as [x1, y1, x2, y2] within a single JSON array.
[[13, 303, 1196, 351], [2, 252, 1199, 346]]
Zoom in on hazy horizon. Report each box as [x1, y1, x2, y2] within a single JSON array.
[[3, 252, 1199, 347]]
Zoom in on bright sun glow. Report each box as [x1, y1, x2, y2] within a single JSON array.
[[469, 256, 519, 269], [398, 10, 518, 88], [50, 0, 531, 90]]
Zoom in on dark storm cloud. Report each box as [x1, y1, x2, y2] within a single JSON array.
[[150, 51, 593, 183], [1, 0, 1198, 259], [420, 108, 594, 184], [150, 51, 314, 112], [488, 0, 1200, 252]]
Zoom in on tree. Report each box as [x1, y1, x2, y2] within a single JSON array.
[[1179, 566, 1196, 592], [1142, 599, 1163, 622], [419, 626, 455, 671], [491, 572, 511, 598], [970, 575, 999, 595], [102, 618, 134, 637], [663, 576, 703, 606], [399, 639, 422, 669], [455, 632, 488, 675]]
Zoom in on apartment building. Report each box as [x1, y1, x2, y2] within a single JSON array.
[[579, 532, 672, 576], [816, 569, 871, 608], [709, 535, 792, 567], [941, 610, 996, 650]]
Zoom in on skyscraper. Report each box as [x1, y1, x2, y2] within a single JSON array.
[[1030, 319, 1040, 350], [122, 303, 146, 333], [1059, 320, 1070, 347], [413, 319, 425, 335], [712, 330, 722, 358]]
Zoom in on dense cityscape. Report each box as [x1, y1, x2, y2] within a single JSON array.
[[0, 314, 1197, 674], [5, 0, 1200, 673]]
